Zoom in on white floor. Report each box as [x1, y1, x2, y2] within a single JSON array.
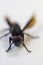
[[0, 0, 43, 65]]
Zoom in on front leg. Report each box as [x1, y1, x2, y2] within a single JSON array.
[[6, 37, 12, 52]]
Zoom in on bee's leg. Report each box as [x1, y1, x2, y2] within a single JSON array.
[[6, 37, 12, 52], [22, 42, 31, 53], [24, 33, 39, 39], [21, 34, 31, 53]]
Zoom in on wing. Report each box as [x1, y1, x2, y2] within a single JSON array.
[[22, 15, 36, 31]]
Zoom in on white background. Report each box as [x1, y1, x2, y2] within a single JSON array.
[[0, 0, 43, 65]]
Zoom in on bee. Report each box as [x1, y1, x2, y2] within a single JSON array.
[[0, 14, 38, 53]]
